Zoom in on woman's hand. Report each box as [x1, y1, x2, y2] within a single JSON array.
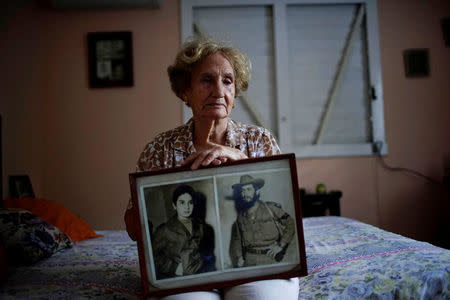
[[183, 143, 247, 170]]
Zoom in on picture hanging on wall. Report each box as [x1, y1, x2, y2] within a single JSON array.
[[87, 31, 134, 88], [403, 48, 430, 78]]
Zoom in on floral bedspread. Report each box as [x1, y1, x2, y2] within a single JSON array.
[[1, 230, 141, 299], [300, 217, 450, 299], [1, 217, 449, 299]]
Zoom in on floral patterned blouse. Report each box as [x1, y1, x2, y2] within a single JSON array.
[[136, 118, 281, 172]]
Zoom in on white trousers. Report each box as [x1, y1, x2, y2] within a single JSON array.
[[156, 278, 299, 300]]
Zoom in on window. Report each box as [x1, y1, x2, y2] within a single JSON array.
[[181, 0, 387, 158]]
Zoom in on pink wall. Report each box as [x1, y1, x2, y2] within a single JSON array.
[[1, 0, 449, 244], [1, 0, 182, 228]]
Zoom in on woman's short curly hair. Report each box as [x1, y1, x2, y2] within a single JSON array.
[[167, 37, 252, 100], [172, 184, 196, 205]]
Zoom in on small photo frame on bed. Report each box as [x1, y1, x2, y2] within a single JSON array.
[[129, 153, 307, 297]]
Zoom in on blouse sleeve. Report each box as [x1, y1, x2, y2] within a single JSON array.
[[251, 128, 282, 157], [260, 129, 281, 156], [136, 134, 168, 172], [136, 141, 154, 172]]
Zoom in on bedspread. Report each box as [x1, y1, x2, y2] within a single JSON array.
[[1, 230, 141, 299], [300, 217, 450, 299], [1, 217, 449, 299]]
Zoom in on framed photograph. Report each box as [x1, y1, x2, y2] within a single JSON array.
[[87, 31, 134, 88], [9, 175, 35, 198], [129, 154, 307, 297], [403, 48, 430, 78]]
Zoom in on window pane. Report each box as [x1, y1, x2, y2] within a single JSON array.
[[193, 6, 278, 134], [287, 4, 371, 146]]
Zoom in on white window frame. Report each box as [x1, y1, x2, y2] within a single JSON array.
[[180, 0, 387, 158]]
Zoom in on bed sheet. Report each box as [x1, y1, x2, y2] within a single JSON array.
[[301, 217, 450, 299], [1, 230, 141, 299], [1, 217, 449, 299]]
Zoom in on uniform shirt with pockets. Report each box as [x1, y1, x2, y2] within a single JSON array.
[[229, 200, 295, 266]]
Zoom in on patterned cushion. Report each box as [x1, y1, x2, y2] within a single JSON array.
[[0, 209, 73, 265], [4, 198, 102, 242]]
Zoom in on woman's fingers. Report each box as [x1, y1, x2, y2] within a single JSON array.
[[187, 148, 216, 170], [183, 152, 199, 165], [183, 147, 219, 169], [217, 156, 228, 163], [202, 147, 223, 166], [183, 145, 247, 170], [183, 151, 208, 169], [211, 159, 222, 166]]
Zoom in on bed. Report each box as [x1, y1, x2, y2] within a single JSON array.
[[1, 215, 449, 299]]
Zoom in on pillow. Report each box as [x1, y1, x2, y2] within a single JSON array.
[[0, 209, 73, 266], [4, 198, 102, 242]]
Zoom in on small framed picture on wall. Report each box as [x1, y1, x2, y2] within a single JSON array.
[[87, 31, 134, 88]]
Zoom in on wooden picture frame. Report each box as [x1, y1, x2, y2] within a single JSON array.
[[403, 48, 430, 78], [9, 175, 35, 198], [87, 31, 134, 88], [129, 154, 307, 298]]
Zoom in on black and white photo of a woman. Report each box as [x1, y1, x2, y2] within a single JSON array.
[[150, 184, 216, 279]]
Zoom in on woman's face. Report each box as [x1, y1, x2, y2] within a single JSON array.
[[173, 193, 194, 220], [184, 52, 236, 121]]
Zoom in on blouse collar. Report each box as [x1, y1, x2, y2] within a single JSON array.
[[172, 118, 245, 154]]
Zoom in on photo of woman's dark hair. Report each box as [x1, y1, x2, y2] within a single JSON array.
[[150, 183, 216, 279], [172, 184, 195, 205]]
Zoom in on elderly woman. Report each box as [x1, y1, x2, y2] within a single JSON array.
[[125, 37, 299, 300], [152, 185, 215, 279]]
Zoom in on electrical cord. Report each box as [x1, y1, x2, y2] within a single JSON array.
[[374, 141, 442, 185]]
